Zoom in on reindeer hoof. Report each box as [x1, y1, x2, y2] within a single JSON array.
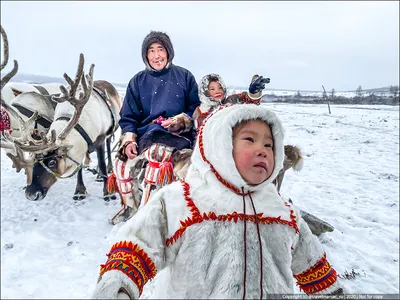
[[73, 193, 87, 201], [103, 193, 117, 202]]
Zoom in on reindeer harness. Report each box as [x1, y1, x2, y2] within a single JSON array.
[[37, 152, 83, 179], [37, 87, 118, 179], [11, 86, 56, 130]]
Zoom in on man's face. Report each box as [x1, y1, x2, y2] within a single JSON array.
[[232, 120, 275, 185], [208, 81, 225, 102], [147, 43, 168, 71]]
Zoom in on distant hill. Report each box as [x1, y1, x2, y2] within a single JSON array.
[[7, 73, 67, 84], [1, 72, 128, 88], [2, 72, 394, 94], [227, 85, 393, 93]]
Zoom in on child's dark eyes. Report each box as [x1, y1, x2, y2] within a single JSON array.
[[264, 143, 273, 148], [244, 137, 254, 143]]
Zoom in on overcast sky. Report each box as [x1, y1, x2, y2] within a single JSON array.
[[1, 1, 399, 91]]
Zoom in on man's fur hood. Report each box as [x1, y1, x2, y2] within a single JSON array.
[[141, 31, 174, 71], [198, 73, 227, 112], [187, 104, 285, 194]]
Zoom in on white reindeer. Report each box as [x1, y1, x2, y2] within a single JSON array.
[[3, 53, 122, 201]]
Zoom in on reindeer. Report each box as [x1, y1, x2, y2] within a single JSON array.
[[2, 82, 63, 133], [1, 25, 63, 184], [0, 25, 116, 190], [4, 53, 121, 201]]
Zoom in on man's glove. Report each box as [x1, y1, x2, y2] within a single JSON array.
[[249, 76, 270, 94]]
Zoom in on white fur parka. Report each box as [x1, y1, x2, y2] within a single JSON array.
[[92, 104, 344, 299]]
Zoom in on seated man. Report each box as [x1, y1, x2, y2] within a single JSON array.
[[108, 31, 200, 224]]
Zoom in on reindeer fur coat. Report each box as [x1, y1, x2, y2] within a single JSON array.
[[93, 104, 345, 299]]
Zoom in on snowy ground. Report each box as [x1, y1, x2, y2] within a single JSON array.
[[1, 103, 399, 298]]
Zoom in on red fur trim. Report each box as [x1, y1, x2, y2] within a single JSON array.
[[165, 180, 299, 246], [293, 252, 338, 294], [99, 241, 157, 296]]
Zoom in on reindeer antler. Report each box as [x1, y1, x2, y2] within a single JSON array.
[[0, 25, 43, 146], [10, 129, 57, 153], [9, 54, 95, 154], [6, 146, 35, 184], [51, 53, 95, 140], [0, 25, 18, 91], [0, 25, 44, 179]]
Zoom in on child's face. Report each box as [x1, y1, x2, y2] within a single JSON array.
[[232, 120, 275, 185], [208, 81, 225, 102]]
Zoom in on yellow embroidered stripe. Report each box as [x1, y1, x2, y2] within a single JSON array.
[[293, 252, 338, 294], [99, 241, 157, 296]]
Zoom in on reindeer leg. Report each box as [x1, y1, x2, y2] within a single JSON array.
[[95, 165, 103, 182], [96, 137, 113, 181], [95, 137, 116, 201], [106, 136, 113, 174], [73, 168, 87, 200]]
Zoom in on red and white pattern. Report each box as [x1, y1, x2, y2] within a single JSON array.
[[0, 107, 12, 134], [113, 158, 139, 210], [143, 144, 174, 187]]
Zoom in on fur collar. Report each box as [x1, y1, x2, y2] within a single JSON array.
[[198, 73, 227, 112], [187, 104, 285, 195]]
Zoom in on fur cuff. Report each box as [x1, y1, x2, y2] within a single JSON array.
[[120, 132, 137, 147], [169, 113, 192, 134], [247, 90, 262, 100], [116, 132, 138, 161], [248, 74, 262, 100], [92, 270, 139, 299]]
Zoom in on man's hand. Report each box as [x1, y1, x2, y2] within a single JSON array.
[[125, 142, 138, 160], [249, 76, 270, 94]]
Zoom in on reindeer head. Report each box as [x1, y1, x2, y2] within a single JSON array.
[[7, 53, 95, 200]]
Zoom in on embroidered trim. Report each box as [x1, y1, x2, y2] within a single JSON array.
[[144, 144, 174, 186], [195, 107, 210, 129], [99, 241, 157, 296], [1, 107, 12, 134], [166, 180, 299, 246], [243, 93, 261, 105], [197, 105, 249, 195], [113, 159, 135, 196], [293, 252, 337, 294]]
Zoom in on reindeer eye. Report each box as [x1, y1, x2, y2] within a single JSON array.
[[48, 159, 57, 168]]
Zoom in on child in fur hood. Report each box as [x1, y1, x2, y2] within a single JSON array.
[[92, 104, 346, 299], [193, 73, 270, 130]]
